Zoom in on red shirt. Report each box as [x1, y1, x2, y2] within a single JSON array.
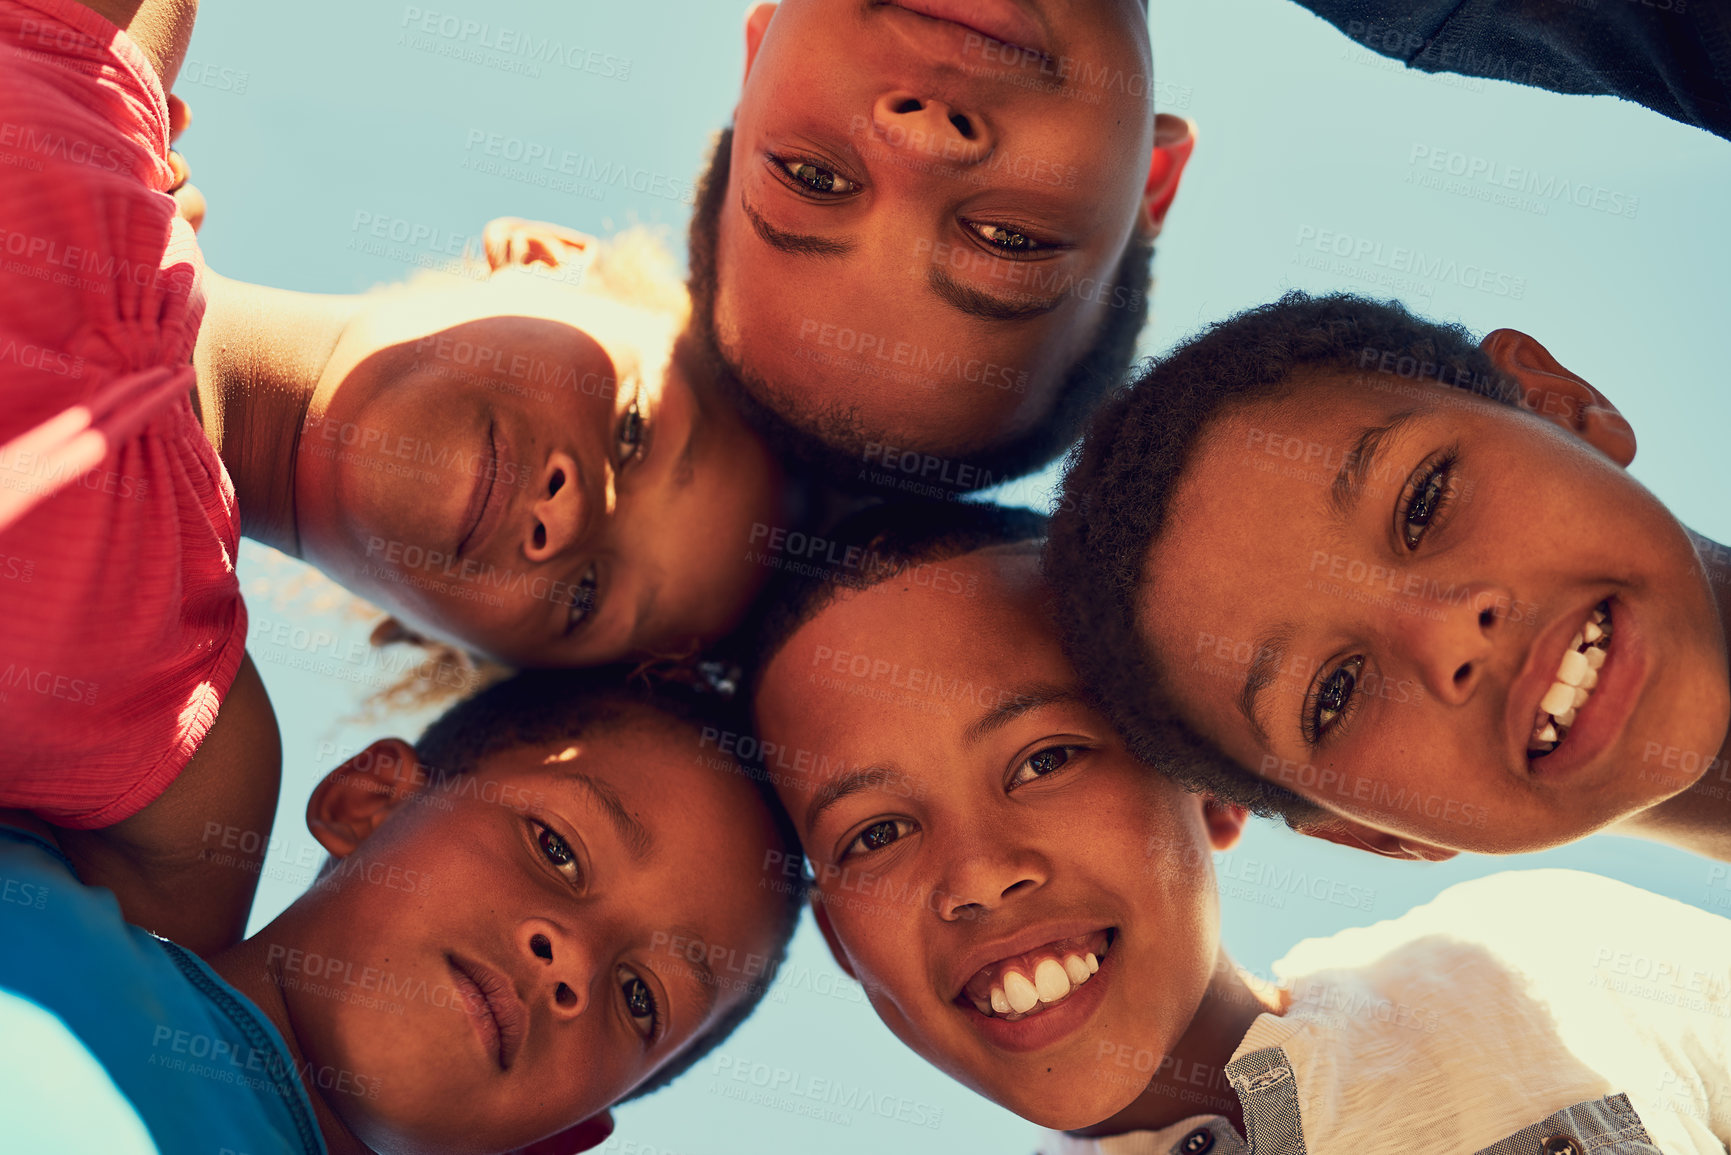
[[0, 0, 245, 827]]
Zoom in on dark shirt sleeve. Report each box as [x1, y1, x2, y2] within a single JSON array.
[[1290, 0, 1731, 141]]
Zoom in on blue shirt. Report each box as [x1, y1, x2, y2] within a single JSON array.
[[0, 826, 325, 1155]]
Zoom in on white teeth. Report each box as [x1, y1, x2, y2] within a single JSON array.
[[1580, 666, 1598, 690], [1537, 723, 1558, 743], [1540, 682, 1577, 716], [1593, 607, 1607, 624], [1554, 708, 1576, 728], [1557, 650, 1589, 687], [1062, 955, 1091, 985], [989, 986, 1010, 1015], [1033, 958, 1071, 1003], [971, 994, 992, 1015], [1583, 621, 1603, 643], [1085, 952, 1099, 974], [1572, 686, 1589, 709], [1003, 971, 1040, 1014], [1568, 632, 1584, 652], [1585, 646, 1606, 670]]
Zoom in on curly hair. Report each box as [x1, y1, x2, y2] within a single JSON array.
[[408, 666, 805, 1102], [746, 499, 1049, 698], [1046, 291, 1522, 828], [686, 127, 1153, 495]]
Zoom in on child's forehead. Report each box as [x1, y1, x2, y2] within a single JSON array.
[[797, 545, 1047, 659]]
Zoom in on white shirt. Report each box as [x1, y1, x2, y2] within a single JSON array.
[[1040, 870, 1731, 1155]]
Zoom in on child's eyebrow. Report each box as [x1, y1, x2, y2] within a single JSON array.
[[804, 766, 905, 833], [556, 773, 653, 861], [1236, 626, 1294, 750], [962, 684, 1081, 746], [1326, 410, 1422, 523]]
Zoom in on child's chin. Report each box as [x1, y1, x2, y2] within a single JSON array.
[[996, 1080, 1137, 1133]]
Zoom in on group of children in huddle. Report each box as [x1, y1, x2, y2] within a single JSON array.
[[3, 0, 1730, 1152]]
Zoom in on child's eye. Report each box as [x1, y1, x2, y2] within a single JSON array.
[[533, 821, 582, 886], [772, 156, 859, 196], [619, 968, 661, 1040], [842, 818, 915, 859], [1007, 745, 1080, 787], [965, 220, 1053, 259], [1398, 449, 1459, 550], [1303, 656, 1365, 745], [615, 396, 647, 467]]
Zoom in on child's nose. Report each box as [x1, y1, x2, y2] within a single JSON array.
[[524, 450, 590, 563], [1391, 582, 1512, 705], [523, 924, 597, 1017], [871, 92, 994, 166], [935, 825, 1048, 921]]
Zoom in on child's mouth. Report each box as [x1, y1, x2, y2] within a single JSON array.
[[1527, 600, 1612, 759], [957, 929, 1113, 1022]]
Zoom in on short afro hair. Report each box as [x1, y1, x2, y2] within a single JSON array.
[[747, 499, 1049, 697], [1047, 291, 1523, 828], [408, 666, 805, 1102], [686, 127, 1153, 495]]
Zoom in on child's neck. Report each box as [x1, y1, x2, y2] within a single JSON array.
[[192, 272, 364, 557], [209, 918, 372, 1155], [1615, 529, 1731, 859], [1070, 950, 1283, 1140]]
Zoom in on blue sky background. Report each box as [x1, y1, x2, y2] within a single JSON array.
[[162, 1, 1731, 1151]]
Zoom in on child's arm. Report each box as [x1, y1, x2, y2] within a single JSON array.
[[25, 656, 283, 956]]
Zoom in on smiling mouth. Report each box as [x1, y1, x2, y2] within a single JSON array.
[[1528, 601, 1613, 759], [957, 930, 1112, 1021]]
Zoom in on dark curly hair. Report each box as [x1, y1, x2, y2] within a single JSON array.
[[746, 499, 1049, 697], [409, 666, 805, 1102], [1046, 291, 1523, 828], [687, 127, 1153, 495]]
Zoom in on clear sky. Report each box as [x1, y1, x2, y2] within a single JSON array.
[[164, 0, 1731, 1151]]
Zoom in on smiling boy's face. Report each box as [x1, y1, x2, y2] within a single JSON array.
[[717, 0, 1183, 458], [753, 545, 1233, 1129], [1141, 342, 1730, 854], [270, 712, 785, 1153]]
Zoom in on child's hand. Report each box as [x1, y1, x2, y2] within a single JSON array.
[[166, 94, 205, 232]]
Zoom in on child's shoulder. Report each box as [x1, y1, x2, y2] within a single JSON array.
[[0, 828, 324, 1155], [1277, 868, 1729, 979]]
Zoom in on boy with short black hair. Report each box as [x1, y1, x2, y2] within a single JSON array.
[[1047, 290, 1731, 864], [0, 668, 803, 1154], [748, 498, 1731, 1155], [685, 0, 1196, 493]]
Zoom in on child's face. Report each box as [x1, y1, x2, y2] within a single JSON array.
[[279, 715, 785, 1152], [1139, 352, 1729, 854], [717, 0, 1165, 457], [296, 276, 783, 667], [754, 546, 1231, 1129]]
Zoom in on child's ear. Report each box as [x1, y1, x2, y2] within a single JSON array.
[[1136, 114, 1196, 243], [481, 217, 599, 279], [811, 896, 858, 981], [306, 738, 427, 857], [1201, 798, 1248, 852], [1479, 329, 1637, 467], [742, 4, 777, 83], [1299, 817, 1458, 862], [510, 1110, 615, 1154]]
